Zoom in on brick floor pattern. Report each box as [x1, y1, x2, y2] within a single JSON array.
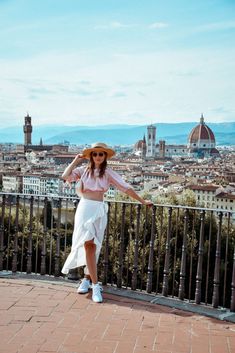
[[0, 279, 235, 353]]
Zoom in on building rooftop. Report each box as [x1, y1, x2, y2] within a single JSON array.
[[216, 192, 235, 200], [188, 185, 219, 191]]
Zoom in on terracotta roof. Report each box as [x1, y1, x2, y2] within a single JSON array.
[[216, 192, 235, 200], [134, 139, 146, 150], [188, 116, 215, 144], [211, 148, 220, 154], [144, 172, 168, 177], [188, 185, 218, 191]]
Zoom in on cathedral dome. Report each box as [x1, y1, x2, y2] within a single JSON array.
[[134, 139, 145, 150], [134, 135, 146, 156], [188, 115, 215, 145], [188, 115, 217, 158]]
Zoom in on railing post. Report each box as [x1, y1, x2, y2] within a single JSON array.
[[55, 199, 62, 277], [26, 196, 34, 274], [140, 205, 148, 291], [102, 203, 110, 285], [230, 245, 235, 312], [146, 205, 156, 293], [0, 195, 6, 270], [6, 197, 13, 271], [126, 203, 134, 288], [40, 197, 48, 275], [162, 207, 173, 297], [188, 210, 196, 301], [223, 213, 230, 308], [205, 211, 213, 305], [195, 210, 205, 304], [117, 203, 126, 288], [179, 209, 189, 300], [156, 206, 163, 293], [12, 195, 20, 273], [172, 208, 179, 297], [131, 204, 141, 290], [68, 199, 79, 280], [212, 212, 223, 308]]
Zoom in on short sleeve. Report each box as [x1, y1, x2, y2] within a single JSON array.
[[107, 168, 133, 193], [66, 166, 86, 183]]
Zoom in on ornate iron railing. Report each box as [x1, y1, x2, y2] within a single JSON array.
[[0, 192, 235, 311]]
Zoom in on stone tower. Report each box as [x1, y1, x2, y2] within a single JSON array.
[[146, 124, 156, 158], [159, 140, 166, 159], [23, 113, 33, 145], [142, 134, 146, 157]]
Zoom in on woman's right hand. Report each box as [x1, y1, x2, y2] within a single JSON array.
[[74, 153, 84, 163]]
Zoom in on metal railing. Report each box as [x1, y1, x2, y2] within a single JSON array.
[[0, 192, 235, 311]]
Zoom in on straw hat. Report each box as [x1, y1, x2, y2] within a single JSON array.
[[82, 142, 115, 159]]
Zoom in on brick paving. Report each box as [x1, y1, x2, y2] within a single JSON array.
[[0, 278, 235, 353]]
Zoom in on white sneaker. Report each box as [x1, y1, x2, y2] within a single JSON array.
[[77, 278, 91, 294], [92, 283, 103, 303]]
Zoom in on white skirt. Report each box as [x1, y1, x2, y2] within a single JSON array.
[[61, 198, 108, 275]]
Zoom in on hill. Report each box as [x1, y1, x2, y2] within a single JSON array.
[[0, 122, 235, 145]]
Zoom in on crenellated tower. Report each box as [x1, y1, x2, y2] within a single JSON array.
[[23, 113, 33, 145]]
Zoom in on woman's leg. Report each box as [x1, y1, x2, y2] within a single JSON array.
[[84, 239, 97, 284]]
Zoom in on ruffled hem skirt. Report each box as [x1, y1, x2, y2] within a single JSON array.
[[61, 198, 108, 275]]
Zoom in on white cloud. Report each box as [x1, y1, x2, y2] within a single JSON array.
[[95, 21, 169, 31], [149, 22, 169, 29], [196, 21, 235, 32], [94, 21, 136, 30], [109, 90, 127, 98], [0, 46, 234, 127]]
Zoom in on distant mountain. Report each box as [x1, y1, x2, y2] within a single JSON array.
[[0, 122, 235, 145], [161, 132, 235, 145], [0, 124, 141, 144]]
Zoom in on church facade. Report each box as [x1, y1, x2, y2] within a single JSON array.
[[134, 115, 220, 159]]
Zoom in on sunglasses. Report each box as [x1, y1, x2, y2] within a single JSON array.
[[92, 152, 105, 157]]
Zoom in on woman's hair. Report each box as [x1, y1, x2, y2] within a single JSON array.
[[88, 152, 107, 177]]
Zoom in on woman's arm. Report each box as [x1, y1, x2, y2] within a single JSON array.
[[62, 154, 84, 180], [107, 168, 153, 206], [125, 188, 153, 206]]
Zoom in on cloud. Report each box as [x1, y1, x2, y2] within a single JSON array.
[[95, 21, 169, 31], [28, 94, 38, 100], [149, 22, 169, 29], [137, 91, 145, 97], [29, 87, 55, 95], [209, 106, 235, 115], [171, 70, 201, 77], [0, 47, 234, 127], [196, 21, 235, 32], [94, 21, 136, 30], [109, 90, 127, 98]]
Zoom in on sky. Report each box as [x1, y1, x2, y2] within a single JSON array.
[[0, 0, 235, 128]]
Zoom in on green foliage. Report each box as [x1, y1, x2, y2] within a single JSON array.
[[1, 194, 234, 308]]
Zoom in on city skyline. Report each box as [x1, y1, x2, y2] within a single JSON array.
[[0, 0, 235, 128]]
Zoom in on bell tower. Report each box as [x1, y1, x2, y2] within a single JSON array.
[[146, 124, 156, 158], [23, 113, 33, 145]]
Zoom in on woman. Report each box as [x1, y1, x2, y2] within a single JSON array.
[[61, 142, 152, 303]]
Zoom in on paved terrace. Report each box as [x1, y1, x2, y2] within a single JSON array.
[[0, 278, 235, 353]]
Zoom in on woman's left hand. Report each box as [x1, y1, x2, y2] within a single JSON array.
[[142, 200, 154, 207]]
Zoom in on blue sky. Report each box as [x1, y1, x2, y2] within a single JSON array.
[[0, 0, 234, 127]]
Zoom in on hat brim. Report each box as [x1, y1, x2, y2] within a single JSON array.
[[82, 147, 115, 159]]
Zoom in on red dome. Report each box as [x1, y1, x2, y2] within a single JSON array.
[[188, 115, 215, 144]]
